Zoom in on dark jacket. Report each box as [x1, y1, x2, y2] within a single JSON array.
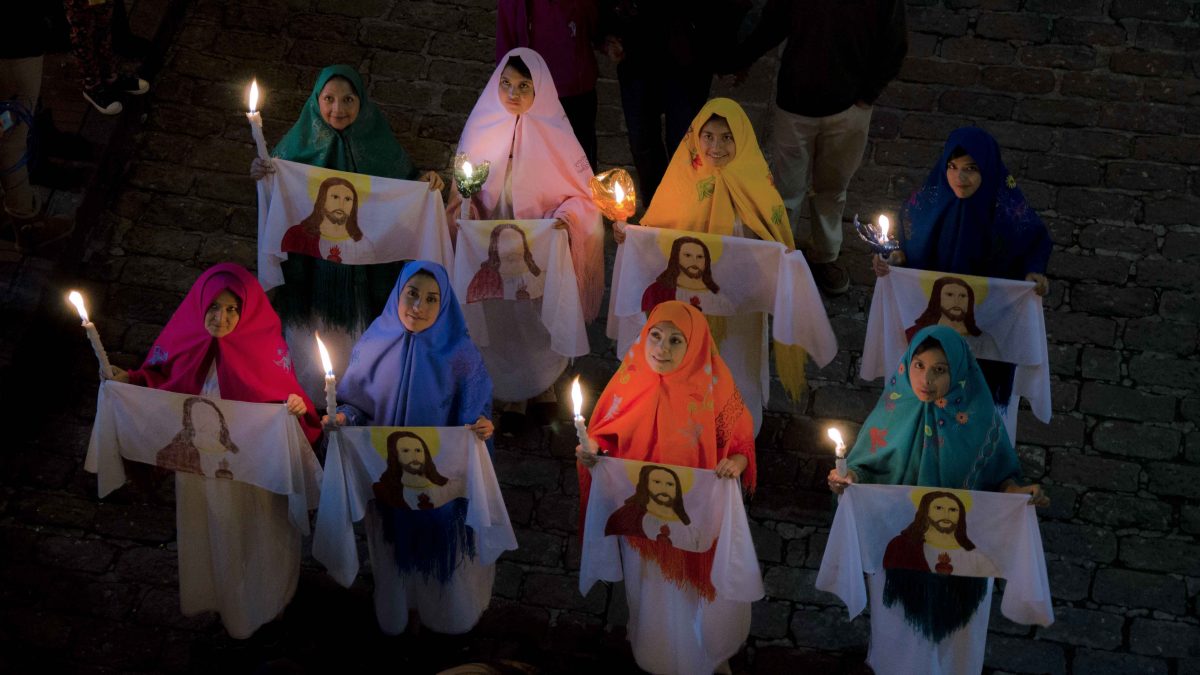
[[725, 0, 907, 117], [600, 0, 748, 73]]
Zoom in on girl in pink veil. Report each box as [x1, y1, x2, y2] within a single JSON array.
[[448, 47, 603, 322]]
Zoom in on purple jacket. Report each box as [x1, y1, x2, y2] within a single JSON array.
[[497, 0, 599, 98]]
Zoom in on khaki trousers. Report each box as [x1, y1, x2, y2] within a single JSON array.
[[768, 103, 872, 263]]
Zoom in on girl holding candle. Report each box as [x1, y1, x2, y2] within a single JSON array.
[[576, 300, 756, 674], [447, 47, 604, 422], [323, 261, 496, 634], [826, 325, 1047, 674], [249, 65, 446, 405], [109, 263, 320, 639], [872, 127, 1052, 296]]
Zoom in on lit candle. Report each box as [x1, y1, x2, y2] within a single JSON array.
[[878, 214, 891, 245], [315, 332, 338, 427], [571, 377, 590, 453], [588, 168, 637, 221], [452, 153, 490, 219], [246, 79, 270, 160], [67, 290, 113, 380], [827, 427, 847, 478]]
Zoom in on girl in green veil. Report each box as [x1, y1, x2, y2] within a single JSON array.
[[251, 65, 446, 402]]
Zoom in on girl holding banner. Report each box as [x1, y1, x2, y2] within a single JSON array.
[[251, 65, 446, 403], [109, 263, 321, 638], [446, 48, 603, 420], [577, 301, 758, 675], [827, 326, 1047, 674]]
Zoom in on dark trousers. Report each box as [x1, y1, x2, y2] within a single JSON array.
[[617, 62, 712, 204], [560, 89, 598, 172], [65, 0, 115, 90]]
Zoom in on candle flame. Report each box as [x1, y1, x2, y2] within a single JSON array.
[[571, 377, 583, 417], [315, 332, 334, 377], [67, 290, 90, 323], [878, 214, 890, 241], [614, 182, 625, 204], [827, 427, 846, 456], [248, 80, 259, 113], [462, 160, 473, 179]]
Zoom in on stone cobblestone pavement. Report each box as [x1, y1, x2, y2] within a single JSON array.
[[2, 0, 1198, 673]]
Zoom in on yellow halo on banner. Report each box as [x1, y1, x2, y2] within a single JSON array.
[[370, 426, 442, 460], [622, 459, 696, 496], [653, 228, 725, 266], [918, 270, 991, 307], [908, 486, 973, 512], [306, 167, 373, 209]]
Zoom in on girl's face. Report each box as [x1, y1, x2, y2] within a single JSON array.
[[204, 290, 241, 338], [946, 154, 982, 199], [497, 65, 535, 115], [398, 273, 441, 333], [318, 77, 360, 130], [698, 117, 736, 168], [645, 321, 688, 375], [909, 346, 951, 402]]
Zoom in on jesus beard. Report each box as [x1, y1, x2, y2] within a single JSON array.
[[325, 209, 348, 226]]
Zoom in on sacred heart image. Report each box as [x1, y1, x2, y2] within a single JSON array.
[[281, 173, 376, 264], [905, 273, 1016, 412], [155, 396, 241, 476], [641, 233, 735, 317], [466, 222, 545, 302], [371, 428, 466, 511], [883, 488, 999, 578], [604, 462, 707, 552]]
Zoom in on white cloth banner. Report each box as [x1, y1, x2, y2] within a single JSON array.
[[581, 457, 763, 675], [816, 482, 1051, 672], [313, 426, 516, 634], [861, 267, 1051, 442], [85, 380, 322, 534], [607, 225, 837, 429], [451, 218, 588, 401], [256, 158, 454, 290], [816, 484, 1052, 624]]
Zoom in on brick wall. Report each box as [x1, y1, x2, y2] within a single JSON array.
[[77, 0, 1200, 671]]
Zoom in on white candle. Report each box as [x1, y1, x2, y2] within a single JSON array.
[[246, 80, 270, 160], [827, 427, 847, 478], [459, 160, 474, 220], [571, 377, 590, 453], [315, 333, 337, 426], [877, 214, 891, 245], [67, 291, 113, 379]]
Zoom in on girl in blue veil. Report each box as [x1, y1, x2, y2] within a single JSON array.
[[874, 127, 1053, 295]]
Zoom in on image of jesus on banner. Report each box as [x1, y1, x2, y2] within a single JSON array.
[[641, 235, 734, 317]]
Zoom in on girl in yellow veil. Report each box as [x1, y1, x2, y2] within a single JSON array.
[[623, 98, 795, 248]]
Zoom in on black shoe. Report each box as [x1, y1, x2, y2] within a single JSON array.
[[82, 85, 122, 115], [811, 260, 851, 296]]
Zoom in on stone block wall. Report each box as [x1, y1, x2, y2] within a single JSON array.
[[64, 0, 1200, 671]]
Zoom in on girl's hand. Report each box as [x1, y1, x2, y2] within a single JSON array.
[[108, 366, 130, 383], [827, 467, 857, 495], [321, 412, 347, 427], [575, 443, 599, 468], [250, 157, 275, 181], [468, 416, 494, 441], [421, 170, 445, 192], [552, 218, 569, 230], [285, 394, 307, 416], [1004, 481, 1050, 507], [613, 219, 628, 244], [714, 454, 748, 479], [1025, 272, 1049, 296], [871, 254, 890, 277]]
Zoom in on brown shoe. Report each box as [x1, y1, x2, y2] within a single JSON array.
[[811, 260, 850, 295]]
